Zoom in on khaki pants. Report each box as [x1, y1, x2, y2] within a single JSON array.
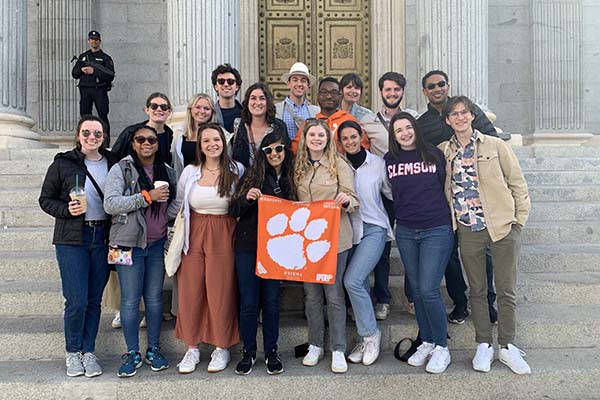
[[457, 224, 521, 346]]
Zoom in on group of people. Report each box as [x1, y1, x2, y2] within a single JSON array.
[[43, 57, 531, 379]]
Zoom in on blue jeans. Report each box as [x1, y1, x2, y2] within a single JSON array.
[[344, 223, 387, 337], [56, 225, 111, 353], [116, 238, 166, 353], [372, 196, 395, 304], [395, 224, 453, 347], [235, 250, 281, 355]]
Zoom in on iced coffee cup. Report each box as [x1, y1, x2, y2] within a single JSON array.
[[154, 181, 169, 202], [69, 187, 87, 213]]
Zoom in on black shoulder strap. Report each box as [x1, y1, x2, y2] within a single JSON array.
[[376, 112, 389, 130], [82, 163, 105, 201]]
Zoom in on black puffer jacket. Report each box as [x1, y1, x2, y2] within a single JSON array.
[[230, 118, 289, 168], [39, 148, 117, 245], [229, 164, 294, 252], [111, 121, 174, 165]]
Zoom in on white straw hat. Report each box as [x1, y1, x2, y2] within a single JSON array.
[[281, 62, 317, 87]]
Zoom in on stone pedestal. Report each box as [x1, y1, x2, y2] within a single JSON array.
[[415, 0, 488, 111], [0, 0, 44, 149]]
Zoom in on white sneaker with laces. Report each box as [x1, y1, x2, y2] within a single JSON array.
[[347, 343, 364, 364], [374, 303, 390, 320], [111, 312, 121, 329], [331, 351, 348, 373], [425, 346, 451, 374], [407, 341, 435, 367], [302, 345, 324, 366], [178, 349, 200, 374], [499, 344, 531, 375], [362, 329, 381, 366], [207, 347, 230, 372], [473, 343, 494, 372]]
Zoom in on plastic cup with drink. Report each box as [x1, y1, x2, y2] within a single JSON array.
[[70, 175, 87, 213]]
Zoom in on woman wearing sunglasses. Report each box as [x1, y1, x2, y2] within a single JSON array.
[[104, 126, 177, 377], [294, 119, 359, 373], [39, 115, 117, 377], [169, 123, 244, 374], [230, 82, 289, 168], [229, 130, 296, 375]]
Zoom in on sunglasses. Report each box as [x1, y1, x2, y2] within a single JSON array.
[[148, 103, 170, 111], [425, 81, 447, 90], [216, 78, 236, 86], [133, 136, 158, 145], [262, 144, 285, 155], [80, 129, 103, 139]]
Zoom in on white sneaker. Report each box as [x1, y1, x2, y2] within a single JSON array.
[[362, 329, 381, 366], [302, 345, 324, 366], [139, 316, 147, 328], [177, 349, 200, 374], [207, 347, 230, 372], [499, 344, 531, 375], [425, 346, 451, 374], [473, 343, 494, 372], [407, 341, 435, 367], [374, 303, 390, 320], [347, 343, 364, 364], [331, 351, 348, 373], [111, 312, 121, 329]]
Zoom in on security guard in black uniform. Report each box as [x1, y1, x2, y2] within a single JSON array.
[[72, 30, 115, 142]]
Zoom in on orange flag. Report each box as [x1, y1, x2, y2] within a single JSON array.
[[256, 195, 341, 284]]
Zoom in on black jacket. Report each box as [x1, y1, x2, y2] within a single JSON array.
[[417, 100, 497, 146], [39, 148, 118, 245], [229, 165, 294, 252], [71, 49, 115, 89], [111, 121, 174, 165], [230, 118, 289, 168]]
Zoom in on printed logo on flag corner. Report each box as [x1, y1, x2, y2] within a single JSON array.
[[256, 195, 341, 284]]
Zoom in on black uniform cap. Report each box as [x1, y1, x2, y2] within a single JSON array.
[[88, 31, 101, 39]]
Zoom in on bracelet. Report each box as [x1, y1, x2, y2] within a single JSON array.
[[141, 190, 152, 205]]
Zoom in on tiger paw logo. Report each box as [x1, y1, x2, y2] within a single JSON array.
[[262, 207, 331, 271]]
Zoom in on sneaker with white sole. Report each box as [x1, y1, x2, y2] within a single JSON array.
[[82, 352, 102, 377], [139, 316, 147, 328], [207, 347, 230, 372], [235, 351, 256, 375], [425, 346, 451, 374], [362, 329, 381, 366], [331, 351, 348, 373], [473, 343, 494, 372], [374, 303, 390, 320], [178, 349, 200, 374], [65, 352, 84, 377], [111, 312, 121, 329], [499, 344, 531, 375], [407, 341, 435, 367], [302, 345, 324, 366], [347, 343, 364, 364]]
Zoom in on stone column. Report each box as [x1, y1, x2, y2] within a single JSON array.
[[0, 0, 43, 148], [167, 0, 241, 109], [529, 0, 590, 145], [415, 0, 488, 111]]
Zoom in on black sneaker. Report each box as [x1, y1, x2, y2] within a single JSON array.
[[235, 351, 256, 375], [489, 306, 498, 325], [448, 307, 469, 324], [265, 350, 284, 375]]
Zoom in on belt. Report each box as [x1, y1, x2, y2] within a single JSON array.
[[84, 220, 106, 227]]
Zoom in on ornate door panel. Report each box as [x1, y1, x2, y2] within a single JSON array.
[[259, 0, 371, 107]]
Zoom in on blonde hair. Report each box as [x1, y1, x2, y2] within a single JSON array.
[[184, 93, 218, 139], [294, 119, 339, 187]]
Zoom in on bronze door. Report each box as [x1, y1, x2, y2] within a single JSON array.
[[259, 0, 371, 107]]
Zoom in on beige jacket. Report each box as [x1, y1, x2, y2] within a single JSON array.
[[296, 156, 360, 253], [438, 130, 530, 242]]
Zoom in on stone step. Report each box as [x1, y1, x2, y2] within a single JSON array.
[[0, 148, 60, 162], [0, 228, 54, 251], [0, 174, 44, 189], [523, 170, 600, 185], [0, 304, 598, 362], [0, 207, 54, 227], [0, 160, 52, 176], [528, 185, 600, 202], [527, 202, 600, 222], [522, 221, 600, 245], [527, 146, 600, 158], [0, 348, 598, 400], [518, 157, 600, 171]]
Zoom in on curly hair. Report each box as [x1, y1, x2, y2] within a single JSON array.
[[294, 119, 339, 188]]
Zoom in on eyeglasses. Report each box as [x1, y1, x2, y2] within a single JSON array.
[[148, 103, 170, 111], [80, 129, 103, 139], [216, 78, 236, 86], [425, 81, 447, 90], [262, 144, 285, 155], [447, 109, 472, 119], [318, 90, 341, 97], [133, 136, 158, 145]]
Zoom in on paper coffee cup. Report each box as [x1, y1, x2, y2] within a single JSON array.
[[154, 181, 169, 202], [69, 188, 87, 213]]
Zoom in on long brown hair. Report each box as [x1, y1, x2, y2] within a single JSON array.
[[194, 123, 240, 197]]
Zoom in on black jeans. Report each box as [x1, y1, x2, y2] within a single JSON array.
[[79, 86, 110, 141]]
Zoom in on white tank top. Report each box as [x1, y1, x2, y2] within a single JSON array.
[[188, 184, 229, 215]]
